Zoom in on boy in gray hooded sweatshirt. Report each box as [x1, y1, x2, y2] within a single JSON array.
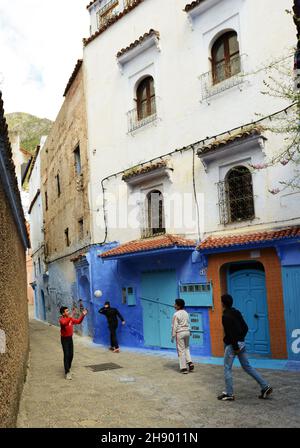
[[172, 299, 195, 374]]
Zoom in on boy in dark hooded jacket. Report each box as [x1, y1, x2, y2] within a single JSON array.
[[218, 294, 273, 401]]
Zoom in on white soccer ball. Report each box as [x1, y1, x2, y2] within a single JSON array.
[[94, 290, 103, 298]]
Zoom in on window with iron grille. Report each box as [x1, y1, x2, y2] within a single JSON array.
[[217, 166, 255, 225]]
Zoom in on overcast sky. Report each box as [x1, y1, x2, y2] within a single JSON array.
[[0, 0, 90, 120]]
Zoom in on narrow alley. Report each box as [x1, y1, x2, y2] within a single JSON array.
[[17, 315, 300, 429]]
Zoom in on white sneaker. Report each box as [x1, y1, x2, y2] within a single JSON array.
[[65, 372, 72, 380]]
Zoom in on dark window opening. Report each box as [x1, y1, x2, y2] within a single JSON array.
[[65, 228, 70, 247], [78, 219, 84, 240], [45, 191, 48, 211], [146, 190, 165, 237], [55, 174, 61, 197], [74, 145, 82, 175]]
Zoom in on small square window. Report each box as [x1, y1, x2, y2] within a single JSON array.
[[127, 287, 133, 295]]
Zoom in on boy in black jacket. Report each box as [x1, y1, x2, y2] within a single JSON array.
[[99, 301, 125, 353], [218, 294, 273, 401]]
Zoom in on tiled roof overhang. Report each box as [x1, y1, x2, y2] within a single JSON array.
[[122, 160, 167, 181], [83, 0, 145, 47], [197, 125, 265, 156], [116, 29, 160, 58], [100, 234, 196, 259], [0, 91, 30, 249], [184, 0, 206, 13], [63, 60, 83, 97], [197, 226, 300, 253]]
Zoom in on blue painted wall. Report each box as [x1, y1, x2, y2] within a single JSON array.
[[85, 244, 211, 356]]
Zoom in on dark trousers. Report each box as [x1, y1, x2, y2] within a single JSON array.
[[61, 336, 74, 374], [109, 326, 119, 349]]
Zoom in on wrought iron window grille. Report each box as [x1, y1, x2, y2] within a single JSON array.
[[217, 169, 255, 225]]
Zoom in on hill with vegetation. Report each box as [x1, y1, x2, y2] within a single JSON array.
[[5, 112, 53, 154]]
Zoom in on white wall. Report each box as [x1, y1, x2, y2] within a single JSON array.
[[84, 0, 297, 244], [28, 149, 44, 253]]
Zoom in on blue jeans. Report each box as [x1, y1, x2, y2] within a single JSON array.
[[224, 342, 269, 396]]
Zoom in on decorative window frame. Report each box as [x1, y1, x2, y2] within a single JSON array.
[[117, 32, 161, 73]]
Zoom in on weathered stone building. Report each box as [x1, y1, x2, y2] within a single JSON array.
[[40, 60, 91, 326], [0, 91, 30, 427]]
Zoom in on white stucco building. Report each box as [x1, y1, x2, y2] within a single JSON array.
[[27, 142, 48, 320], [77, 0, 300, 360], [83, 0, 298, 245]]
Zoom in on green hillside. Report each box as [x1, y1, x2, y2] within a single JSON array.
[[5, 112, 53, 154]]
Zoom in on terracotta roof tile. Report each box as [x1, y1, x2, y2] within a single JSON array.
[[63, 60, 83, 97], [101, 234, 196, 258], [198, 125, 265, 156], [83, 0, 145, 47], [122, 160, 167, 181], [117, 29, 160, 58], [198, 226, 300, 251], [184, 0, 206, 13], [70, 253, 86, 263]]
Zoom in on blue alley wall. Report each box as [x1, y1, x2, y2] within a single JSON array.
[[84, 244, 211, 357]]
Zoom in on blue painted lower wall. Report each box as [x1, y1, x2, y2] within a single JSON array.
[[76, 244, 211, 357]]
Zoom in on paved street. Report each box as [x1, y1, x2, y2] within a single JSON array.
[[17, 317, 300, 429]]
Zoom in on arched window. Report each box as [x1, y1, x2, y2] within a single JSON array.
[[136, 76, 156, 121], [226, 166, 255, 223], [147, 190, 165, 236], [211, 31, 240, 85]]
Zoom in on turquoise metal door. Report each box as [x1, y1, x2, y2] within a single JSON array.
[[141, 270, 177, 349], [229, 270, 270, 355], [282, 267, 300, 361]]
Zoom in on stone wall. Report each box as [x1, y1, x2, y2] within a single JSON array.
[[0, 180, 29, 427], [41, 65, 90, 262]]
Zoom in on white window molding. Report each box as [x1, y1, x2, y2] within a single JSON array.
[[117, 32, 161, 73]]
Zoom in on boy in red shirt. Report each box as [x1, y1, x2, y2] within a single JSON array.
[[59, 306, 87, 380]]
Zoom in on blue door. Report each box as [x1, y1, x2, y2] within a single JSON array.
[[282, 267, 300, 361], [41, 290, 46, 321], [141, 270, 177, 349], [229, 270, 270, 355], [79, 276, 94, 338]]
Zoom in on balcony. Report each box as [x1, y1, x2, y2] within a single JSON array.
[[96, 0, 119, 29], [199, 55, 246, 102], [127, 98, 157, 133]]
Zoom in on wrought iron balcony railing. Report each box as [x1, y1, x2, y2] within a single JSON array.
[[200, 54, 246, 102], [127, 98, 157, 133]]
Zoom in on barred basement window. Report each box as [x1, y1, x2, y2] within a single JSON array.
[[218, 166, 255, 225]]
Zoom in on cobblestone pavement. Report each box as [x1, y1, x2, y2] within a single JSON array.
[[17, 318, 300, 428]]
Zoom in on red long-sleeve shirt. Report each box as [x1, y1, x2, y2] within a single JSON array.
[[59, 314, 85, 337]]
